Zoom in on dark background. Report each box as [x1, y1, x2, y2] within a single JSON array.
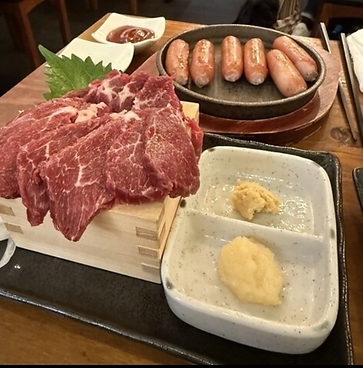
[[1, 0, 360, 97], [0, 0, 246, 96]]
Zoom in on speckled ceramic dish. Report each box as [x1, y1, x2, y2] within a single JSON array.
[[161, 145, 338, 354], [92, 13, 165, 54], [156, 24, 326, 120]]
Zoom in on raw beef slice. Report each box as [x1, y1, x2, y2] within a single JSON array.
[[112, 71, 150, 112], [0, 97, 103, 198], [66, 70, 132, 109], [143, 106, 200, 198], [106, 106, 200, 204], [17, 117, 106, 226], [40, 114, 132, 242], [105, 111, 166, 204], [132, 75, 182, 111]]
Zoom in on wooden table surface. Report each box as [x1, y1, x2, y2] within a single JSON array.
[[0, 16, 362, 365]]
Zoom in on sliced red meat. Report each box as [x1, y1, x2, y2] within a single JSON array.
[[106, 106, 200, 205], [112, 71, 150, 112], [185, 115, 204, 160], [0, 97, 106, 198], [133, 75, 182, 110], [39, 114, 131, 242], [105, 111, 166, 204], [142, 106, 200, 198], [0, 72, 202, 242], [66, 70, 132, 107], [17, 117, 106, 226]]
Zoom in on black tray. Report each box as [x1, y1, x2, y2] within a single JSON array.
[[0, 133, 354, 365], [353, 167, 363, 213]]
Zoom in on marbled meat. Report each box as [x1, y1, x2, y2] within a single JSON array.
[[0, 70, 203, 241]]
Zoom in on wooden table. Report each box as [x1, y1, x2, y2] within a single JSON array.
[[0, 16, 362, 365]]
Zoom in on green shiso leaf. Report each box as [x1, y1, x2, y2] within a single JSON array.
[[39, 44, 113, 100]]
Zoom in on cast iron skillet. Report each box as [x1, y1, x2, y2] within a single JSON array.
[[156, 24, 326, 120]]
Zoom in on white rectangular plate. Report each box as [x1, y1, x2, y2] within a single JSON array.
[[59, 37, 134, 72]]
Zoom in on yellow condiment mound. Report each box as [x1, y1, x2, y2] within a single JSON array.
[[232, 180, 280, 220], [217, 236, 283, 306]]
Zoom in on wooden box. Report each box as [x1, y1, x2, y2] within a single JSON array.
[[0, 102, 199, 284]]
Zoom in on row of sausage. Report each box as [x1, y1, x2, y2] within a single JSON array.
[[164, 35, 319, 98]]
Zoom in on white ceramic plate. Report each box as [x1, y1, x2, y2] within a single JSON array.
[[91, 13, 166, 54], [161, 145, 339, 354], [59, 38, 134, 72]]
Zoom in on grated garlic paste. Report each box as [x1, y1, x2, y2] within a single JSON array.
[[217, 236, 283, 306]]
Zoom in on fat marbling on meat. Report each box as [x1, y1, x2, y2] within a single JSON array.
[[0, 97, 109, 199], [16, 115, 109, 226], [0, 70, 203, 241]]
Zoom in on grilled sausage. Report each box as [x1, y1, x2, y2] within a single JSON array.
[[267, 49, 307, 97], [221, 35, 243, 82], [189, 39, 215, 88], [272, 35, 318, 82], [165, 39, 190, 86], [243, 38, 268, 85]]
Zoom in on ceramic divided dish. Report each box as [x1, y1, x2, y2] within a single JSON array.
[[92, 13, 166, 54], [161, 145, 339, 354], [0, 217, 8, 242], [59, 38, 134, 72]]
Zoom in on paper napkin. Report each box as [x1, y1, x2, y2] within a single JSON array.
[[347, 29, 363, 93]]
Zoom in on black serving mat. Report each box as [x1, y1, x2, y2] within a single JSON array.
[[0, 133, 354, 365], [353, 167, 363, 213]]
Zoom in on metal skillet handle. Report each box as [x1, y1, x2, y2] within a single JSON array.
[[352, 168, 363, 212]]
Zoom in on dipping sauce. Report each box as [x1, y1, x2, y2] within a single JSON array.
[[106, 25, 155, 44]]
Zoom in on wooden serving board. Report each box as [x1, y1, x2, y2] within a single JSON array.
[[0, 101, 199, 284]]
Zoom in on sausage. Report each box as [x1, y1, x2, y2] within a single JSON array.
[[272, 35, 318, 82], [164, 39, 190, 86], [189, 39, 215, 88], [243, 38, 268, 85], [266, 49, 307, 98], [221, 35, 243, 82]]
